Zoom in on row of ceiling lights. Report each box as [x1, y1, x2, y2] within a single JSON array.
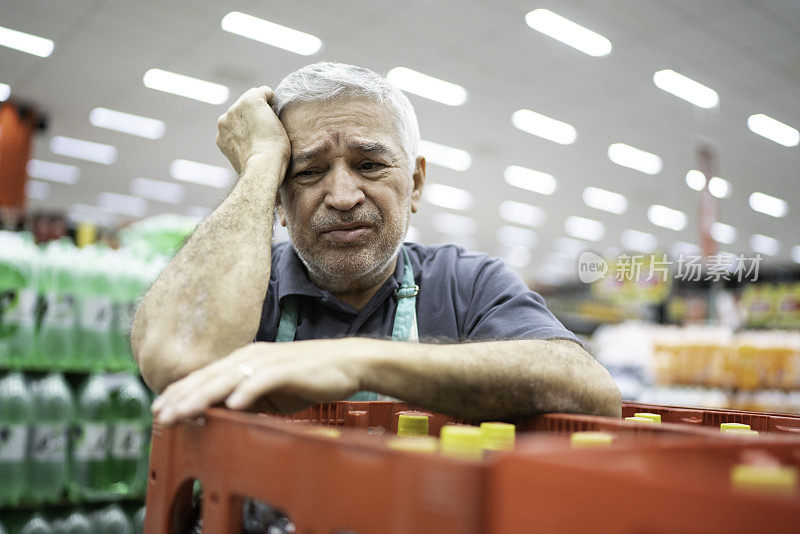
[[1, 9, 798, 266]]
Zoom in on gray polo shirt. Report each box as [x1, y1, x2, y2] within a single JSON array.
[[255, 241, 577, 344]]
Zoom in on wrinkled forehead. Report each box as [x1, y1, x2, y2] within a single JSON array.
[[281, 97, 406, 159]]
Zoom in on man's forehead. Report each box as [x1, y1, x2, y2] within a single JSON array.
[[283, 98, 402, 150]]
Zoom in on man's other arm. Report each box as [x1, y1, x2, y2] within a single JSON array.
[[151, 337, 621, 423], [131, 87, 290, 394]]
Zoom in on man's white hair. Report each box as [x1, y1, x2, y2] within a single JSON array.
[[272, 62, 420, 168]]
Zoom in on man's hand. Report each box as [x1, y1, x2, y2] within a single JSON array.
[[150, 340, 365, 425], [216, 86, 291, 176]]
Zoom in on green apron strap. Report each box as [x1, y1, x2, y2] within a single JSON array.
[[274, 247, 418, 401]]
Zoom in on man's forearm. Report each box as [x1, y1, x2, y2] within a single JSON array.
[[132, 153, 287, 393], [357, 338, 621, 420]]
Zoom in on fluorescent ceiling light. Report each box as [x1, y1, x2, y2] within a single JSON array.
[[432, 212, 477, 235], [97, 192, 148, 218], [750, 234, 779, 256], [670, 241, 700, 257], [652, 69, 719, 108], [511, 109, 577, 145], [185, 206, 212, 221], [423, 183, 472, 211], [497, 225, 537, 247], [711, 222, 737, 244], [130, 177, 186, 204], [0, 25, 54, 57], [499, 200, 545, 227], [564, 215, 605, 242], [524, 9, 612, 57], [647, 204, 686, 231], [554, 236, 588, 257], [89, 107, 165, 139], [143, 68, 229, 105], [386, 67, 467, 106], [792, 245, 800, 264], [685, 170, 706, 191], [50, 136, 117, 164], [504, 165, 557, 195], [26, 159, 81, 184], [621, 229, 657, 252], [707, 177, 730, 199], [0, 83, 9, 101], [747, 114, 799, 147], [169, 159, 233, 188], [608, 143, 662, 175], [749, 192, 787, 218], [221, 11, 322, 56], [25, 180, 51, 201], [582, 186, 627, 214], [502, 245, 532, 268], [419, 140, 471, 171]]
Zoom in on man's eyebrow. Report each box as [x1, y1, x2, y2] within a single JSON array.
[[291, 145, 328, 166], [347, 141, 394, 159]]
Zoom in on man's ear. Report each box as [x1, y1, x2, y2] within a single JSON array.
[[410, 156, 426, 213]]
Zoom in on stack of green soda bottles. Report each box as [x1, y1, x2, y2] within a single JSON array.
[[1, 502, 144, 533]]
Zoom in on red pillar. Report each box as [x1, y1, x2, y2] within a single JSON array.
[[0, 103, 37, 218]]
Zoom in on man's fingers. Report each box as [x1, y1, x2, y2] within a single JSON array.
[[158, 370, 245, 424], [225, 366, 290, 409]]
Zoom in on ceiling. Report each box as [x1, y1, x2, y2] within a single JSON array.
[[3, 0, 800, 282]]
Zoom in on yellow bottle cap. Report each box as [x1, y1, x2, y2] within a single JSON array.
[[397, 414, 430, 438], [731, 464, 798, 494], [634, 413, 662, 424], [625, 416, 656, 423], [480, 422, 516, 451], [720, 422, 750, 431], [387, 436, 438, 454], [440, 425, 483, 461], [570, 431, 615, 448], [722, 429, 759, 437], [306, 427, 341, 439]]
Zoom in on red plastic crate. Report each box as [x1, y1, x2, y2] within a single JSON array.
[[623, 402, 800, 435], [145, 402, 800, 533], [487, 439, 800, 534]]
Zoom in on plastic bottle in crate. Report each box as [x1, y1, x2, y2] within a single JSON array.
[[111, 374, 151, 495], [0, 371, 33, 504], [27, 372, 75, 502], [75, 247, 114, 371], [37, 241, 78, 369], [70, 373, 112, 499]]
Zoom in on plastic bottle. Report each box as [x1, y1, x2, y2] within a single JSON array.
[[27, 372, 75, 502], [439, 425, 483, 461], [479, 422, 516, 451], [18, 513, 50, 534], [70, 373, 112, 499], [75, 248, 114, 371], [0, 232, 39, 367], [0, 371, 33, 505], [132, 506, 145, 534], [0, 516, 6, 534], [112, 256, 144, 371], [110, 375, 151, 495], [91, 504, 132, 534], [37, 241, 78, 369], [54, 509, 92, 534]]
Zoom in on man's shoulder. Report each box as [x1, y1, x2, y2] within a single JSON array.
[[405, 242, 504, 277]]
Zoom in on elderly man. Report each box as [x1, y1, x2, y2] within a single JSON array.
[[134, 62, 620, 425]]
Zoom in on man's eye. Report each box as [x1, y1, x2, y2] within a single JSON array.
[[359, 161, 385, 172]]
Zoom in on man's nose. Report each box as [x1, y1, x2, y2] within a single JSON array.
[[324, 164, 365, 211]]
